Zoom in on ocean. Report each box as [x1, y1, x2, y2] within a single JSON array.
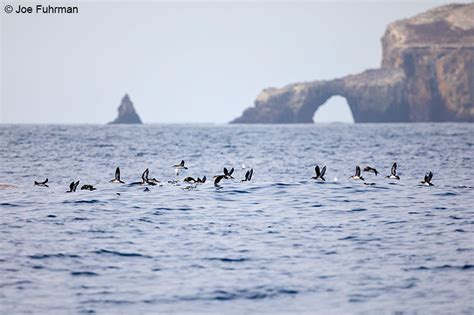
[[0, 123, 473, 314]]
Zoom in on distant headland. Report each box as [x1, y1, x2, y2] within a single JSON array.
[[109, 94, 143, 124], [231, 4, 474, 123]]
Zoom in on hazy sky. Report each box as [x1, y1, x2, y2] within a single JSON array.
[[0, 0, 457, 123]]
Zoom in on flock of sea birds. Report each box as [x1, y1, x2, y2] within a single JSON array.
[[32, 160, 435, 192]]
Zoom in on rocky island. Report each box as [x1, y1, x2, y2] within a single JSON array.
[[231, 4, 474, 123], [109, 94, 143, 124]]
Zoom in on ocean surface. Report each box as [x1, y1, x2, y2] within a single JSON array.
[[0, 123, 473, 314]]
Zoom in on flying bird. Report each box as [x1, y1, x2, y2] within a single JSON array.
[[214, 175, 225, 188], [66, 180, 80, 193], [386, 162, 400, 180], [419, 171, 434, 186], [363, 166, 378, 176], [350, 166, 364, 181], [34, 178, 49, 187], [242, 168, 254, 182], [311, 165, 326, 181], [223, 167, 234, 179], [110, 167, 125, 183]]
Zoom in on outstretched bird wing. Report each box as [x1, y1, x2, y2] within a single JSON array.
[[315, 165, 320, 177], [245, 170, 250, 181], [391, 163, 397, 176], [115, 167, 120, 180], [214, 175, 224, 186], [356, 166, 361, 177], [249, 169, 253, 181], [320, 166, 326, 178], [69, 181, 75, 192], [142, 168, 149, 182], [425, 171, 433, 183]]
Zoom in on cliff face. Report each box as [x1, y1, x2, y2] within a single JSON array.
[[109, 94, 143, 124], [231, 4, 474, 123]]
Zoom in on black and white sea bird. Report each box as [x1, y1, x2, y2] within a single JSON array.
[[242, 168, 254, 182], [34, 178, 49, 187], [350, 166, 364, 181], [363, 166, 378, 176], [81, 184, 96, 191], [183, 176, 197, 183], [130, 169, 149, 185], [311, 165, 326, 181], [66, 180, 80, 193], [214, 175, 225, 188], [173, 160, 188, 175], [223, 167, 234, 179], [386, 162, 400, 180], [110, 167, 125, 183], [419, 171, 434, 186]]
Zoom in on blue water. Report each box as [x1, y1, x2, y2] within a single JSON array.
[[0, 123, 473, 314]]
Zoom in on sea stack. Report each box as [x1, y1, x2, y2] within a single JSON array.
[[231, 4, 474, 123], [109, 94, 143, 124]]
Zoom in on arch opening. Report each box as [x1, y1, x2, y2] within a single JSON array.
[[313, 95, 354, 123]]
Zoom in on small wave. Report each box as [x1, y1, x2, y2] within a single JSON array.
[[405, 264, 474, 271], [63, 200, 102, 204], [349, 208, 367, 212], [71, 271, 99, 277], [0, 280, 32, 288], [29, 253, 81, 259], [435, 192, 458, 196], [205, 257, 248, 263], [94, 249, 151, 258], [0, 202, 20, 207], [184, 287, 299, 301]]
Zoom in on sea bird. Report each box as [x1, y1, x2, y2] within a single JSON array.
[[173, 160, 188, 175], [66, 180, 80, 193], [419, 171, 434, 186], [81, 184, 96, 191], [214, 175, 225, 188], [350, 166, 364, 181], [363, 166, 378, 176], [130, 169, 149, 185], [197, 176, 207, 183], [110, 167, 125, 183], [183, 177, 197, 183], [311, 165, 326, 181], [242, 168, 254, 182], [34, 178, 49, 187], [223, 167, 234, 179], [386, 162, 400, 180]]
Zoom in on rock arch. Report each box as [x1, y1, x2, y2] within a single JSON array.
[[312, 95, 354, 123]]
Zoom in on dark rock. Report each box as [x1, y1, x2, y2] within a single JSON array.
[[231, 4, 474, 123], [109, 94, 142, 124]]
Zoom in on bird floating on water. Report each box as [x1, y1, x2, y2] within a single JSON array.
[[81, 184, 96, 191]]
